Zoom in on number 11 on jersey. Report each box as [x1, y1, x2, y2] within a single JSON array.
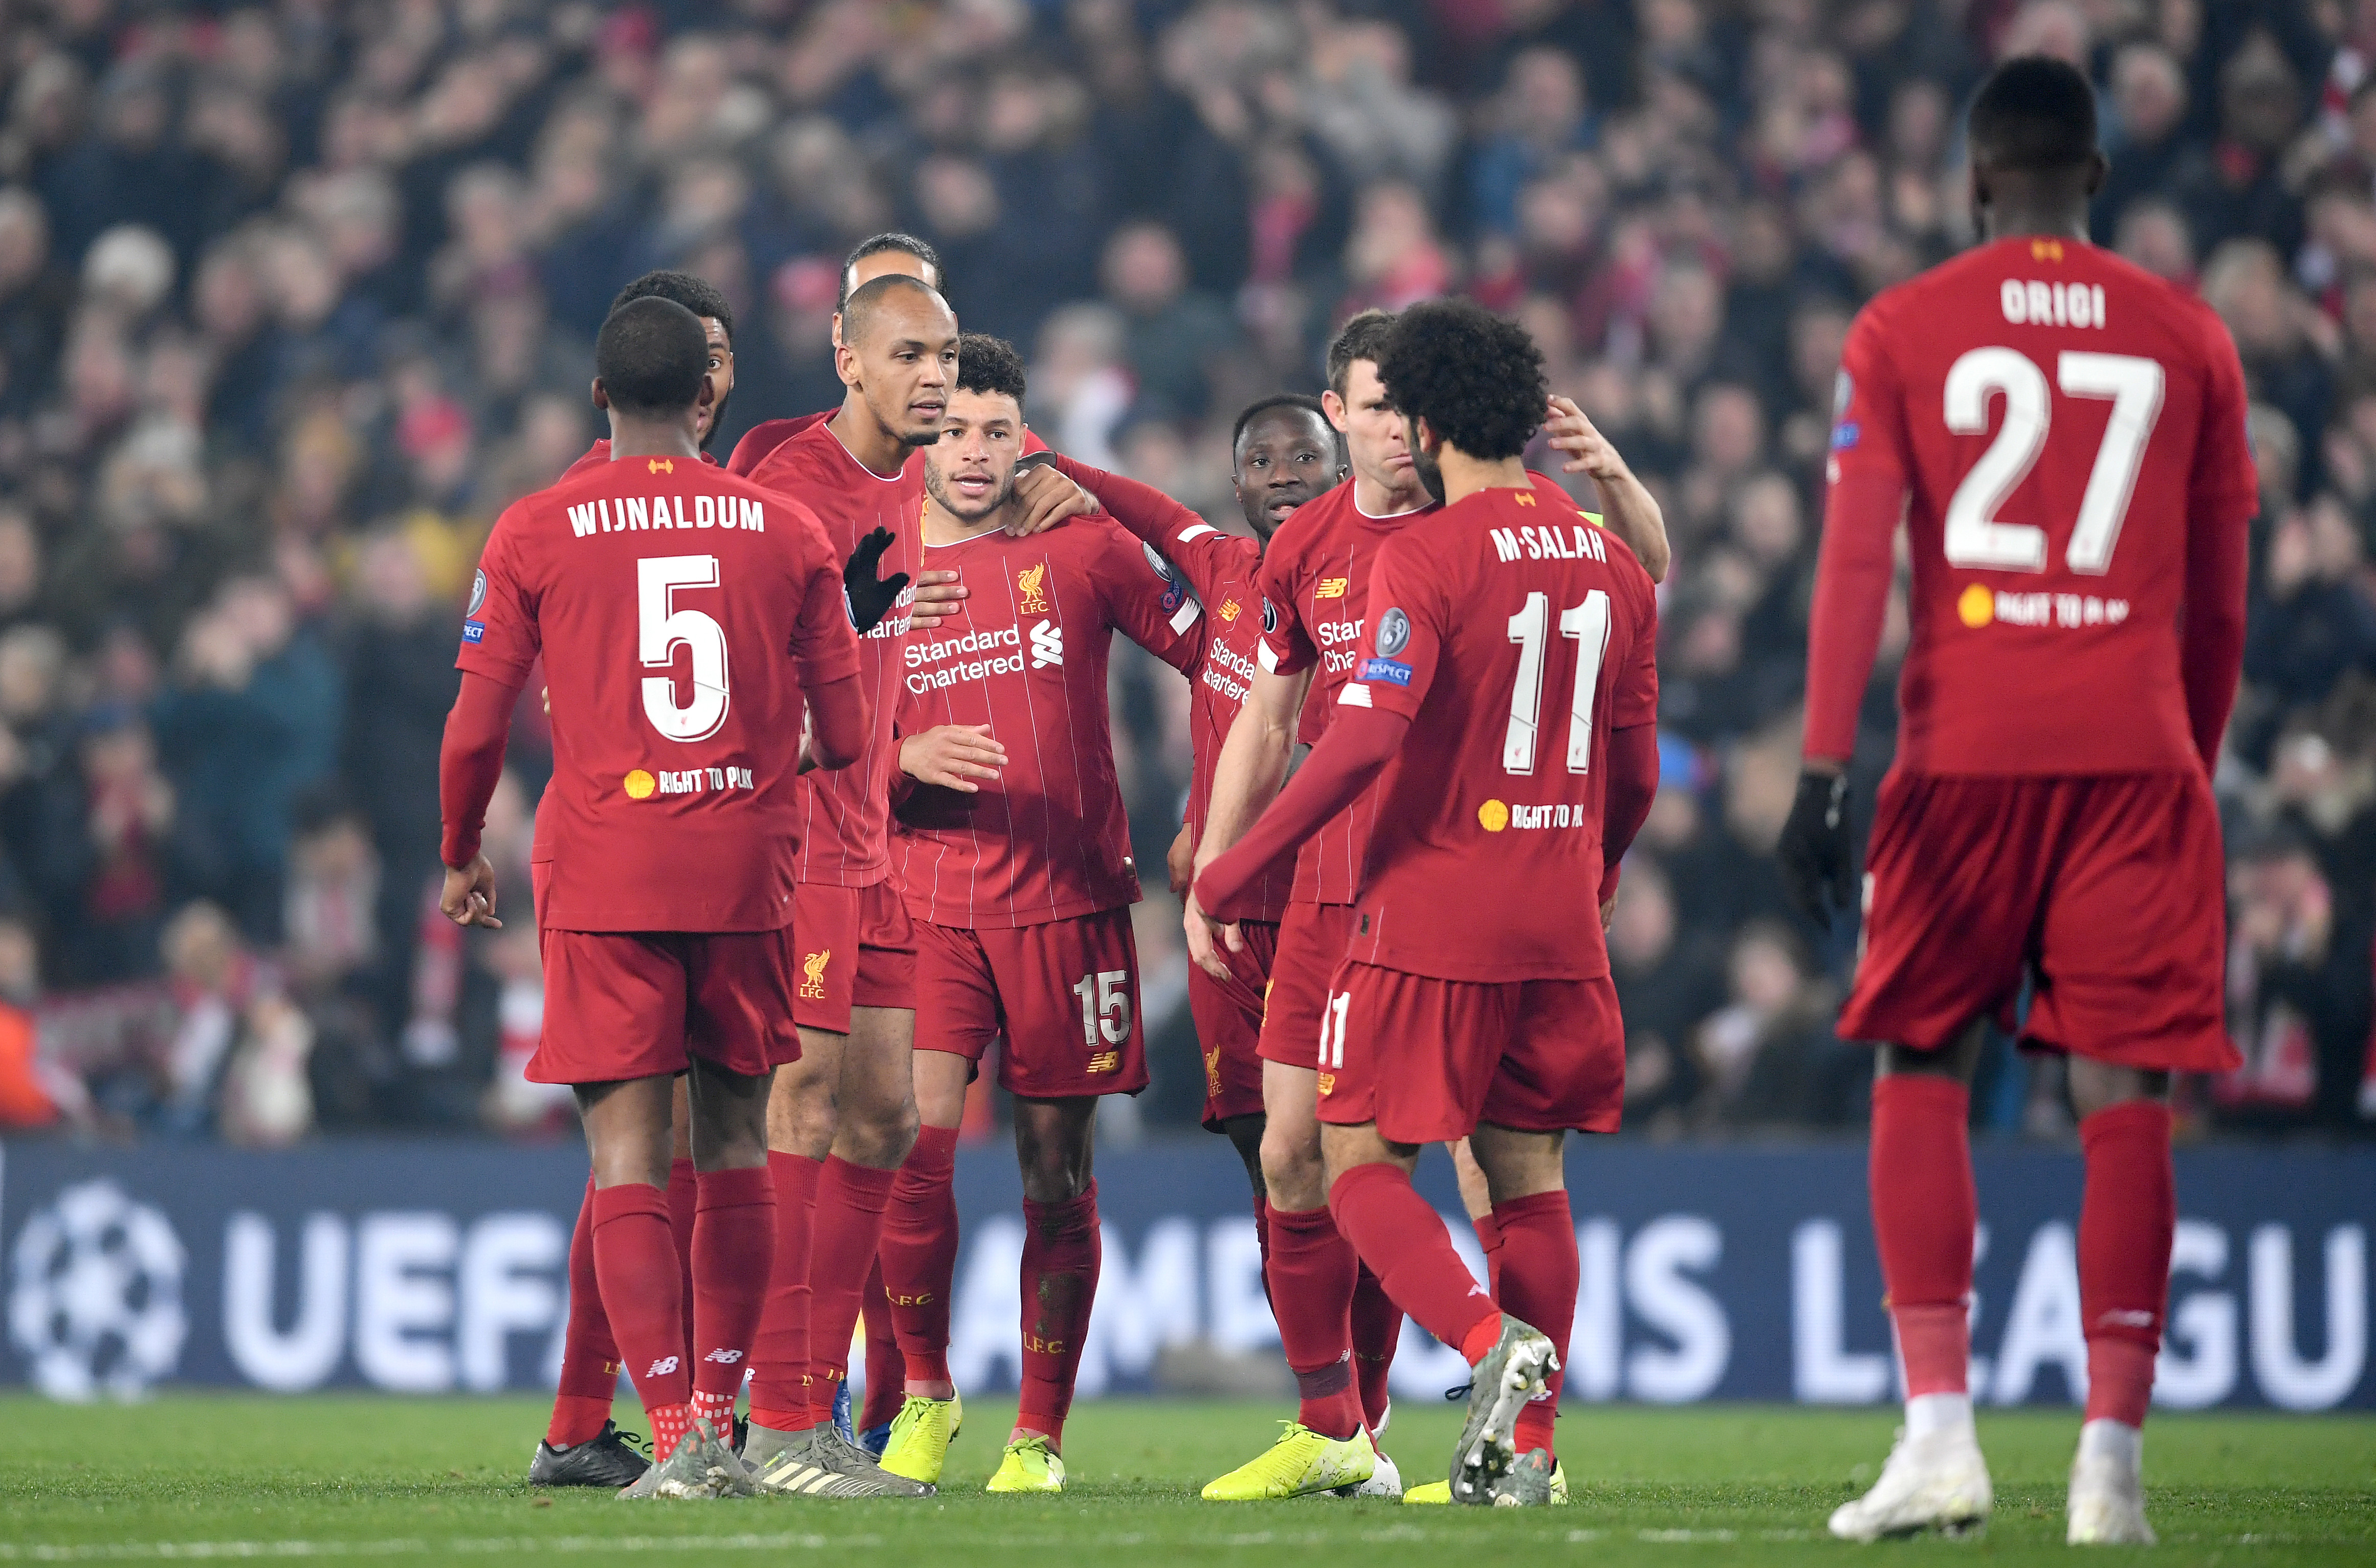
[[1504, 589, 1611, 776]]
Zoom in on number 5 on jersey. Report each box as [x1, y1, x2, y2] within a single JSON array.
[[640, 555, 730, 741]]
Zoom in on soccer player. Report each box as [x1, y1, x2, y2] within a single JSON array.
[[1196, 298, 1661, 1506], [872, 335, 1206, 1495], [439, 296, 899, 1497], [1777, 57, 2254, 1547], [1185, 312, 1667, 1501], [532, 268, 743, 1491]]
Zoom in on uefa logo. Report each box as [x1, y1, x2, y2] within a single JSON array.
[[7, 1179, 187, 1401]]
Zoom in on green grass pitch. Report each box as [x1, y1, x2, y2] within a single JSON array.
[[1, 1395, 2368, 1565]]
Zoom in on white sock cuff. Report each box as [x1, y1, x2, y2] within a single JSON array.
[[2078, 1419, 2143, 1469], [1905, 1391, 1974, 1439]]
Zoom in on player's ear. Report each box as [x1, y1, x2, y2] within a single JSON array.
[[2083, 150, 2108, 198], [590, 379, 609, 413], [1320, 388, 1349, 432], [834, 335, 861, 389]]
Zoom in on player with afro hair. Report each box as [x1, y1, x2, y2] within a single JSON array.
[[1373, 301, 1548, 502]]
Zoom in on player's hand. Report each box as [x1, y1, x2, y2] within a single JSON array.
[[844, 526, 912, 635], [1776, 768, 1857, 931], [439, 854, 502, 929], [908, 569, 967, 631], [900, 724, 1006, 792], [1182, 889, 1239, 982], [1165, 822, 1195, 897], [1544, 395, 1629, 482], [1007, 459, 1097, 537], [1600, 891, 1618, 932]]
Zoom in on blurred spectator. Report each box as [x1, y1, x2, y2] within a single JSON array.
[[1102, 222, 1240, 422]]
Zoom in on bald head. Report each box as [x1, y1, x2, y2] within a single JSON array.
[[841, 273, 954, 350]]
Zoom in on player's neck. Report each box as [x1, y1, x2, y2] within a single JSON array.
[[605, 413, 701, 462], [921, 494, 1009, 546], [1981, 207, 2090, 245], [1350, 471, 1427, 518], [1431, 449, 1531, 508], [827, 393, 912, 478]]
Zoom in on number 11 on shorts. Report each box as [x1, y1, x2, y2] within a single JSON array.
[[1318, 991, 1349, 1068], [1071, 970, 1132, 1046]]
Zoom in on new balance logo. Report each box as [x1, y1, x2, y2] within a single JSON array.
[[1030, 618, 1064, 668], [647, 1355, 680, 1377], [703, 1348, 743, 1364]]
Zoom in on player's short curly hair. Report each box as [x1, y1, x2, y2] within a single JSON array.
[[610, 270, 734, 343], [1375, 300, 1546, 462], [595, 297, 708, 415], [955, 332, 1026, 406], [1231, 392, 1331, 452], [1969, 55, 2098, 171]]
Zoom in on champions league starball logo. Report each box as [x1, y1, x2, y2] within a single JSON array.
[[7, 1179, 187, 1400]]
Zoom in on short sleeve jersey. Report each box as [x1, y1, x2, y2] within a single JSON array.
[[1829, 235, 2258, 775], [1340, 485, 1658, 983], [1256, 472, 1580, 905], [893, 517, 1205, 929], [742, 419, 922, 887], [458, 456, 860, 933]]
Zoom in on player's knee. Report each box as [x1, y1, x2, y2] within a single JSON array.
[[1259, 1128, 1326, 1209], [840, 1090, 920, 1167], [2067, 1059, 2170, 1119]]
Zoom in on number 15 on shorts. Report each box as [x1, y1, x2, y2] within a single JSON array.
[[1071, 970, 1132, 1047]]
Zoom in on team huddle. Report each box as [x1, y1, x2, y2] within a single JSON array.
[[435, 56, 2256, 1540]]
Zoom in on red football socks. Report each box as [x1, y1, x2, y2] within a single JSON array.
[[859, 1255, 906, 1433], [1328, 1163, 1499, 1366], [689, 1164, 774, 1438], [1871, 1074, 1976, 1398], [747, 1151, 822, 1432], [1349, 1262, 1401, 1434], [1474, 1210, 1507, 1296], [590, 1182, 691, 1450], [667, 1157, 699, 1364], [1016, 1183, 1101, 1447], [882, 1124, 961, 1387], [1266, 1203, 1363, 1440], [1494, 1191, 1576, 1458], [807, 1155, 898, 1420], [2079, 1100, 2175, 1427], [547, 1174, 621, 1448]]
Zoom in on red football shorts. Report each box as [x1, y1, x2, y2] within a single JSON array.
[[854, 878, 917, 1012], [531, 924, 799, 1085], [1255, 901, 1357, 1070], [1187, 918, 1279, 1130], [791, 883, 859, 1034], [1316, 960, 1624, 1142], [913, 909, 1148, 1097], [1842, 769, 2238, 1073]]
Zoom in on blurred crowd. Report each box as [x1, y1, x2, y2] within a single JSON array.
[[0, 0, 2368, 1145]]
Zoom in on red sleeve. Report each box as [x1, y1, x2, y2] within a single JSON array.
[[1803, 307, 1909, 764], [787, 511, 864, 689], [728, 412, 831, 476], [1050, 454, 1250, 609], [1597, 721, 1660, 901], [438, 671, 517, 868], [1336, 533, 1443, 720], [1613, 568, 1660, 729], [2180, 322, 2257, 770], [1195, 704, 1409, 921], [1096, 523, 1207, 676], [807, 673, 868, 769], [457, 504, 540, 687]]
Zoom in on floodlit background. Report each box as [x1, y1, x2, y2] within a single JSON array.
[[0, 0, 2364, 1412]]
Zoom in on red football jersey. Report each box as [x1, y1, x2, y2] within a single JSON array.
[[1257, 471, 1577, 905], [561, 440, 717, 483], [893, 517, 1205, 929], [1049, 455, 1294, 925], [1816, 235, 2258, 774], [458, 455, 860, 932], [1342, 486, 1658, 982], [742, 420, 922, 887]]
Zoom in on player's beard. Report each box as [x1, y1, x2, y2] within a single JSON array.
[[925, 462, 1015, 526], [697, 388, 730, 451], [1408, 443, 1447, 506]]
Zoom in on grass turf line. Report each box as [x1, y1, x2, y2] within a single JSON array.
[[0, 1395, 2368, 1565]]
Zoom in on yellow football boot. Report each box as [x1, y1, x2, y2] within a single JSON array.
[[984, 1434, 1065, 1493], [1201, 1423, 1379, 1500], [876, 1390, 962, 1486]]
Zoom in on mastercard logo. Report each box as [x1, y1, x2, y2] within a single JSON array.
[[624, 769, 656, 800]]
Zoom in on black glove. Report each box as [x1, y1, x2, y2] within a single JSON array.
[[1776, 769, 1857, 931], [843, 526, 911, 635]]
